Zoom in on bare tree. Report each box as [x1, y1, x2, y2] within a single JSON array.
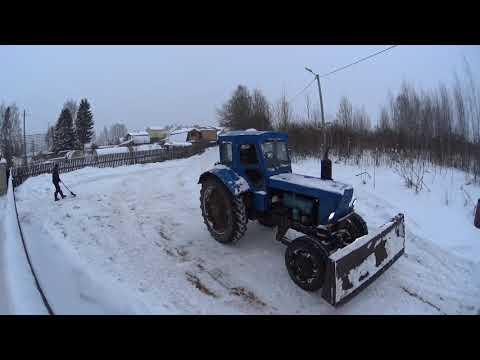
[[251, 89, 273, 130], [109, 123, 128, 145], [378, 106, 390, 132], [305, 94, 311, 123], [453, 72, 468, 140], [96, 126, 110, 145], [217, 85, 252, 130], [462, 57, 480, 144], [336, 96, 353, 130], [273, 93, 293, 131]]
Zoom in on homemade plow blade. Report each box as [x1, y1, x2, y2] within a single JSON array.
[[320, 213, 405, 306]]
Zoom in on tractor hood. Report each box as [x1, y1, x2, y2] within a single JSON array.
[[268, 173, 354, 224]]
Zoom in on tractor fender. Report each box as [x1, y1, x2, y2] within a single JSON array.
[[198, 166, 250, 197]]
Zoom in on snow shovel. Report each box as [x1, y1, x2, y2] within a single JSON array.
[[61, 181, 77, 197]]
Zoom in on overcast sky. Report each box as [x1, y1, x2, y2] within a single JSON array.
[[1, 45, 479, 134]]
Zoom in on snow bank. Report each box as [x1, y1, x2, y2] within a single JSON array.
[[12, 176, 151, 314], [0, 179, 48, 314]]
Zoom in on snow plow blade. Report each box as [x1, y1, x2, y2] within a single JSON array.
[[321, 213, 405, 306]]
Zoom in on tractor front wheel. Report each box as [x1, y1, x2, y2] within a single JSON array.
[[349, 212, 368, 239], [200, 178, 247, 244], [285, 236, 327, 292]]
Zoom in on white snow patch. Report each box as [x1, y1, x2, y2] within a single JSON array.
[[168, 132, 189, 143], [96, 147, 130, 156], [133, 144, 163, 152], [128, 131, 149, 136], [270, 173, 352, 195], [165, 141, 192, 147]]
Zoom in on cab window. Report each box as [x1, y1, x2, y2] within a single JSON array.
[[261, 140, 289, 168], [239, 144, 258, 165], [220, 142, 232, 164]]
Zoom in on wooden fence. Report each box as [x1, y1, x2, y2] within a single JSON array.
[[11, 143, 213, 188]]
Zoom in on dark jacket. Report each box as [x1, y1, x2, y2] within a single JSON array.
[[52, 167, 60, 184]]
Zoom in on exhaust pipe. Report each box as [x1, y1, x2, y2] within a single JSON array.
[[321, 147, 332, 180]]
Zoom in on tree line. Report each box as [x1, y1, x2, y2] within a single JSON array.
[[217, 61, 480, 180]]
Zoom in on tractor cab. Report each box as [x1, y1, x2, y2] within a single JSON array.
[[217, 130, 291, 191]]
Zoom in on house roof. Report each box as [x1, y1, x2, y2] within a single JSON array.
[[170, 126, 218, 135], [128, 131, 149, 136]]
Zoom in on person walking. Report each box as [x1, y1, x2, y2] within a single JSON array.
[[52, 163, 66, 201]]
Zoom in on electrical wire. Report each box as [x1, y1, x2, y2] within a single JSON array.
[[319, 45, 398, 79], [287, 78, 317, 104]]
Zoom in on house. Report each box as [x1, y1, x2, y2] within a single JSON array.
[[146, 127, 169, 143], [186, 127, 218, 142], [124, 131, 150, 145]]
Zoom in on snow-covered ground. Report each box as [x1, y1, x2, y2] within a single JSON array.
[[10, 147, 480, 314]]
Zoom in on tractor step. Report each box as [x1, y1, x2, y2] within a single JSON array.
[[321, 213, 405, 306]]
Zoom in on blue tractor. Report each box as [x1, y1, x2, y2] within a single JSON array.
[[198, 130, 405, 306]]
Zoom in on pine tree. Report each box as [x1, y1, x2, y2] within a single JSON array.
[[0, 103, 23, 168], [75, 98, 95, 148], [54, 108, 76, 152]]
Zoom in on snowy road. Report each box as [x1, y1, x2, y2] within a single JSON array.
[[14, 147, 480, 314]]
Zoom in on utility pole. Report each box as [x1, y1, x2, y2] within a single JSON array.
[[305, 67, 328, 160], [23, 110, 27, 166]]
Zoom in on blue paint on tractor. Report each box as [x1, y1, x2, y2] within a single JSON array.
[[253, 191, 268, 212], [198, 166, 250, 196]]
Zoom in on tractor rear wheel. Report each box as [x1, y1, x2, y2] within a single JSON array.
[[200, 177, 247, 244], [285, 236, 327, 292]]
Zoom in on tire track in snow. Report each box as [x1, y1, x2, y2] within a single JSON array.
[[400, 286, 446, 314]]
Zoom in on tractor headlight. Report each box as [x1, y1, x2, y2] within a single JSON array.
[[328, 212, 335, 221]]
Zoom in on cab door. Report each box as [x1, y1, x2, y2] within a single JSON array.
[[236, 142, 265, 191]]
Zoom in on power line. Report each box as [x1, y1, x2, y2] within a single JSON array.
[[319, 45, 398, 79], [286, 45, 399, 108], [287, 78, 317, 103]]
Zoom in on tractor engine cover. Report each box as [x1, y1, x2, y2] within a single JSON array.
[[282, 192, 314, 222]]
